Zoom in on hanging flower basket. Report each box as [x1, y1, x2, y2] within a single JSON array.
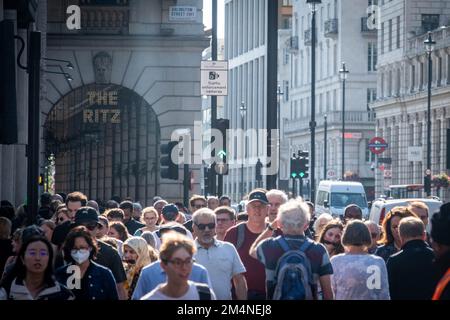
[[432, 173, 450, 188]]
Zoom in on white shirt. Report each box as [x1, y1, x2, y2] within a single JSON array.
[[140, 280, 216, 300], [194, 238, 246, 300]]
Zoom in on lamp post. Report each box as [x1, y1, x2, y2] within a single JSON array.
[[240, 101, 247, 200], [277, 85, 284, 188], [324, 114, 327, 180], [307, 0, 321, 203], [424, 32, 435, 196], [339, 62, 349, 180]]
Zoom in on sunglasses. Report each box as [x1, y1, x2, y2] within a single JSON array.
[[195, 223, 215, 230], [166, 257, 195, 268]]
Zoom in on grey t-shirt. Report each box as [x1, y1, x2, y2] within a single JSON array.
[[330, 253, 390, 300]]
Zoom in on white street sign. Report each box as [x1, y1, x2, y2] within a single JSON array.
[[201, 61, 228, 96], [384, 169, 392, 178], [407, 146, 423, 162], [169, 6, 197, 21]]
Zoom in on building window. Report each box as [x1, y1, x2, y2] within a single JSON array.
[[367, 88, 377, 105], [388, 19, 392, 52], [395, 69, 401, 96], [284, 80, 289, 102], [368, 42, 377, 72], [437, 56, 442, 86], [283, 48, 289, 65], [420, 62, 424, 90], [381, 73, 385, 97], [326, 91, 330, 112], [381, 22, 385, 54], [422, 14, 440, 32], [396, 16, 401, 49], [388, 70, 393, 96], [411, 64, 416, 91]]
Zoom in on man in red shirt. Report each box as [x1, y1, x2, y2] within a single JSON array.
[[224, 189, 269, 300]]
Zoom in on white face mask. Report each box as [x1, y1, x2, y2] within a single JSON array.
[[71, 249, 91, 264]]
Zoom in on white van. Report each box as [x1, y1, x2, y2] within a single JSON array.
[[315, 181, 369, 218]]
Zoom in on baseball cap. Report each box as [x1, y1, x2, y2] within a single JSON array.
[[74, 206, 101, 227], [247, 190, 269, 205], [162, 204, 179, 221]]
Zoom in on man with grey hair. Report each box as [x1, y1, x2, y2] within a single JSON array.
[[207, 196, 220, 211], [266, 189, 288, 223], [386, 217, 436, 300], [364, 220, 381, 254], [250, 199, 334, 300], [192, 208, 247, 300]]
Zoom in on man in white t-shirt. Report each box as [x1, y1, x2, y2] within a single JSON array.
[[192, 208, 247, 300]]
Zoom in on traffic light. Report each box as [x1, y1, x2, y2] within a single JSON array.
[[290, 153, 299, 179], [298, 151, 309, 179], [215, 119, 229, 175], [160, 141, 179, 180], [0, 20, 18, 145], [424, 172, 431, 195]]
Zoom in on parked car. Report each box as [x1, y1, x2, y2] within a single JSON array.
[[315, 181, 369, 219], [369, 198, 443, 231]]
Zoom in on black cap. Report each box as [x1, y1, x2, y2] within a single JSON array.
[[74, 206, 101, 226], [247, 190, 269, 205], [162, 204, 179, 221], [119, 201, 133, 211]]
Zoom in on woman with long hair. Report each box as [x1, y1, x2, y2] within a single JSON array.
[[318, 219, 345, 258], [375, 206, 416, 262], [0, 236, 74, 300]]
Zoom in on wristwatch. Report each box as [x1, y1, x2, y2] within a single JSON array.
[[267, 224, 275, 231]]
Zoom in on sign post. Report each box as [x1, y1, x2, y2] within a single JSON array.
[[201, 61, 228, 96]]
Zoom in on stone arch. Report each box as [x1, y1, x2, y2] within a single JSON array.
[[44, 83, 161, 206]]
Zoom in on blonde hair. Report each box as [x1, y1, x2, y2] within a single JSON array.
[[159, 231, 196, 263], [140, 207, 158, 224], [123, 236, 154, 269]]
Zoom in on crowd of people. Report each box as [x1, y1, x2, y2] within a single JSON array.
[[0, 188, 448, 300]]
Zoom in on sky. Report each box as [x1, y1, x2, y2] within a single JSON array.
[[203, 0, 225, 39]]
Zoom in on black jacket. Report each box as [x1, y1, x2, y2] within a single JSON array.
[[387, 239, 438, 300]]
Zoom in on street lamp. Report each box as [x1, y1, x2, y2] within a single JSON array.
[[424, 32, 435, 196], [277, 85, 284, 188], [240, 101, 247, 200], [324, 114, 327, 180], [339, 62, 349, 180], [43, 57, 74, 70], [307, 0, 321, 203]]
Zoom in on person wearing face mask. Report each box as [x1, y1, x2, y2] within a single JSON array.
[[55, 226, 118, 300], [122, 237, 155, 299], [318, 220, 345, 258]]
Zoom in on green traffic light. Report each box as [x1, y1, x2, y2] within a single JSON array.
[[291, 173, 297, 178], [299, 172, 305, 178]]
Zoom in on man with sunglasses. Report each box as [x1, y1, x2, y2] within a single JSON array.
[[184, 195, 208, 233], [72, 207, 128, 300], [193, 208, 247, 300]]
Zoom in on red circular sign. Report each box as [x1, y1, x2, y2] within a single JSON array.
[[368, 137, 388, 155]]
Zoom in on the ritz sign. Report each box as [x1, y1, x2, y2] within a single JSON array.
[[83, 91, 120, 124]]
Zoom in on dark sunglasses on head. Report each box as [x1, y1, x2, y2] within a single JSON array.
[[195, 222, 215, 230]]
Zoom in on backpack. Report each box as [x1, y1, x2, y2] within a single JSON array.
[[272, 237, 314, 300], [235, 222, 246, 250]]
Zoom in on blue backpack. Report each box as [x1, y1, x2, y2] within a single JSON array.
[[272, 237, 314, 300]]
